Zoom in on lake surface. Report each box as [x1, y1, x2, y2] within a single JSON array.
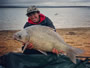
[[0, 7, 90, 30]]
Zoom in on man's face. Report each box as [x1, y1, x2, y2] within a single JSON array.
[[29, 12, 40, 23]]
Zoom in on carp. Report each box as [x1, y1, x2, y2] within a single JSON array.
[[13, 25, 83, 64]]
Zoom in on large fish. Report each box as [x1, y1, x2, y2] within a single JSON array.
[[13, 25, 83, 64]]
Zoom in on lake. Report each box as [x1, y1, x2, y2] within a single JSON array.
[[0, 7, 90, 30]]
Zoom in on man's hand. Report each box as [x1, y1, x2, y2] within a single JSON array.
[[26, 43, 33, 49], [52, 48, 64, 54]]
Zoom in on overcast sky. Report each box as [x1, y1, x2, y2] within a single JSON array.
[[0, 0, 90, 6]]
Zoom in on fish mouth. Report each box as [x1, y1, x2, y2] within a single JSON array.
[[13, 35, 24, 43], [13, 38, 25, 44], [17, 40, 24, 43]]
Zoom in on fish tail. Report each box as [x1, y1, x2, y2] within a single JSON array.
[[66, 47, 84, 64]]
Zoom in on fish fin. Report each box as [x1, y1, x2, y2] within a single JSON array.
[[67, 50, 76, 64], [46, 26, 55, 31], [66, 47, 84, 64], [38, 50, 48, 56], [72, 47, 84, 55], [22, 43, 28, 53]]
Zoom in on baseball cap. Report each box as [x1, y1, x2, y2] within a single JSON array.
[[26, 6, 40, 17]]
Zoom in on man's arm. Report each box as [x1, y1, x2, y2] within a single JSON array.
[[46, 17, 56, 31], [23, 22, 32, 28]]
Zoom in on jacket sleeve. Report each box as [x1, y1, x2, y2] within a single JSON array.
[[23, 22, 32, 29], [46, 17, 56, 31]]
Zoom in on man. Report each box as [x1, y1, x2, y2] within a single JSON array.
[[24, 6, 56, 30], [22, 6, 56, 54]]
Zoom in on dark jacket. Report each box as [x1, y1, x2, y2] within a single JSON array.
[[22, 14, 56, 54], [24, 17, 56, 31]]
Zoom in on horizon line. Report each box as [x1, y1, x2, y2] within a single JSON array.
[[0, 5, 90, 8]]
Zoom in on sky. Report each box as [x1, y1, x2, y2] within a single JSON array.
[[0, 0, 90, 6]]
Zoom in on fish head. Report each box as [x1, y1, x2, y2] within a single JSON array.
[[13, 30, 29, 43]]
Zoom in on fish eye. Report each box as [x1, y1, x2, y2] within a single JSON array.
[[18, 35, 22, 39]]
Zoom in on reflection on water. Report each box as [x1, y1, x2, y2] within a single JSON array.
[[0, 7, 90, 30]]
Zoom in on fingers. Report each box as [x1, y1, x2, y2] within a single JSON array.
[[27, 43, 33, 49], [52, 48, 64, 54]]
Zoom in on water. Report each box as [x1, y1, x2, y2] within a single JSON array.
[[0, 7, 90, 30]]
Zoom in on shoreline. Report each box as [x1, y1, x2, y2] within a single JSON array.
[[0, 26, 90, 31], [0, 27, 90, 57]]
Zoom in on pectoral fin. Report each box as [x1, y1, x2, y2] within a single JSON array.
[[38, 50, 48, 56]]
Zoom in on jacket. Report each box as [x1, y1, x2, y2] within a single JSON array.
[[24, 14, 56, 31]]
